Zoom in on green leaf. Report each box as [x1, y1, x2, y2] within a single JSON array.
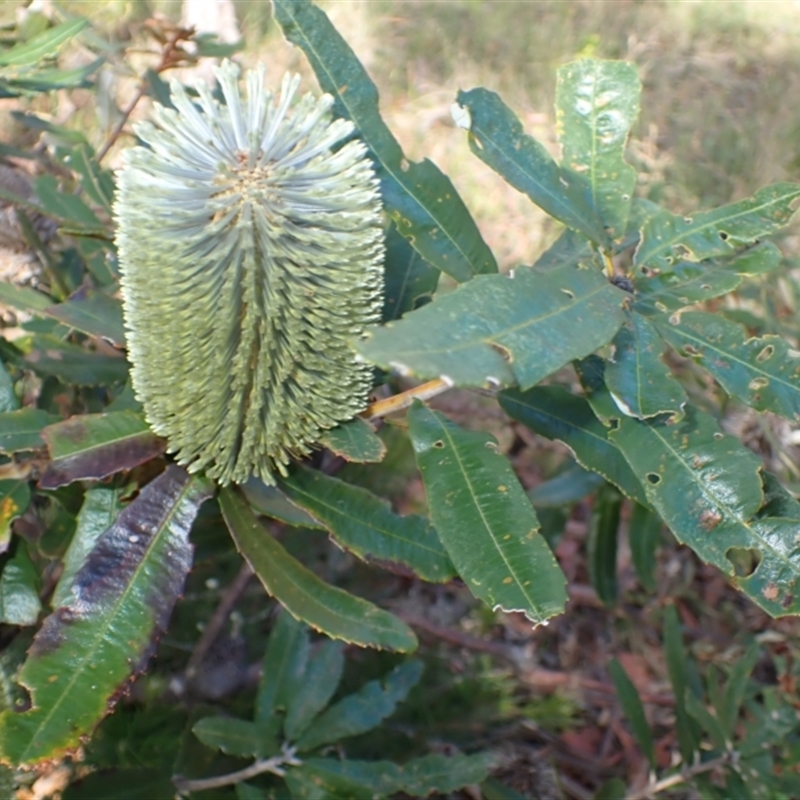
[[533, 227, 594, 272], [0, 544, 41, 625], [40, 411, 166, 490], [295, 660, 423, 752], [587, 485, 621, 606], [65, 143, 115, 215], [0, 361, 18, 413], [0, 479, 31, 555], [51, 486, 125, 608], [280, 465, 455, 583], [273, 0, 496, 282], [654, 311, 800, 421], [684, 689, 728, 750], [62, 768, 175, 800], [284, 639, 345, 742], [43, 286, 126, 346], [528, 463, 605, 508], [241, 479, 324, 530], [499, 386, 648, 506], [0, 408, 59, 452], [594, 779, 629, 800], [633, 243, 782, 314], [22, 334, 129, 386], [318, 418, 386, 463], [663, 604, 700, 762], [629, 503, 661, 591], [718, 643, 759, 740], [33, 174, 103, 232], [608, 658, 655, 767], [0, 466, 212, 765], [0, 281, 52, 314], [382, 224, 439, 321], [407, 403, 566, 624], [7, 59, 102, 94], [192, 716, 279, 759], [255, 611, 310, 724], [635, 183, 800, 270], [0, 18, 88, 67], [456, 87, 607, 244], [555, 59, 640, 240], [605, 311, 687, 418], [359, 264, 626, 390], [220, 487, 417, 652]]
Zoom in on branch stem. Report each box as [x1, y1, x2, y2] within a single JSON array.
[[625, 754, 732, 800], [365, 377, 453, 420]]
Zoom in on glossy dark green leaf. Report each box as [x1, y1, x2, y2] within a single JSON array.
[[587, 486, 621, 606], [318, 418, 386, 463], [0, 544, 41, 625], [608, 658, 655, 767], [382, 224, 439, 321], [273, 0, 496, 282], [23, 334, 128, 386], [407, 403, 567, 624], [0, 479, 31, 554], [284, 639, 345, 742], [0, 361, 17, 413], [499, 386, 648, 506], [533, 227, 593, 271], [280, 465, 454, 583], [633, 243, 782, 313], [220, 487, 417, 652], [359, 264, 626, 390], [192, 716, 279, 759], [528, 463, 605, 508], [456, 87, 607, 244], [635, 183, 800, 270], [62, 769, 175, 800], [605, 311, 687, 418], [43, 286, 125, 346], [255, 610, 309, 724], [0, 466, 212, 764], [629, 503, 661, 591], [51, 486, 125, 607], [40, 411, 166, 489], [295, 660, 423, 752], [0, 18, 88, 67], [241, 479, 323, 530], [654, 311, 800, 421], [65, 144, 115, 214], [0, 408, 59, 452], [663, 605, 699, 763], [555, 59, 640, 240]]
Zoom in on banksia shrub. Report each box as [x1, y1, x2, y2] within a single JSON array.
[[115, 61, 384, 485]]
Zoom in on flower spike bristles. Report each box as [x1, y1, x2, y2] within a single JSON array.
[[115, 61, 384, 485]]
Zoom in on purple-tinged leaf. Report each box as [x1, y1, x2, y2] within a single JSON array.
[[0, 466, 212, 765], [39, 411, 166, 489]]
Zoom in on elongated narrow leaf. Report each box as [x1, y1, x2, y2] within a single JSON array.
[[52, 486, 125, 608], [528, 463, 605, 508], [43, 286, 125, 346], [284, 639, 345, 741], [533, 227, 593, 271], [0, 545, 40, 625], [220, 487, 417, 652], [663, 604, 700, 762], [0, 479, 31, 554], [654, 311, 800, 421], [280, 465, 454, 582], [23, 334, 128, 386], [555, 59, 640, 240], [608, 658, 655, 766], [0, 18, 88, 67], [318, 418, 385, 463], [499, 386, 648, 506], [40, 411, 166, 489], [273, 0, 496, 282], [34, 174, 103, 232], [0, 466, 211, 765], [0, 408, 59, 452], [605, 311, 687, 419], [629, 503, 661, 591], [610, 407, 800, 615], [718, 643, 759, 740], [359, 264, 626, 390], [634, 243, 782, 314], [0, 282, 52, 314], [66, 144, 115, 215], [587, 486, 621, 606], [382, 224, 440, 321], [241, 479, 323, 530], [0, 361, 17, 413], [192, 717, 279, 759], [295, 660, 423, 752], [456, 87, 607, 244], [635, 183, 800, 270], [255, 611, 309, 724], [685, 690, 728, 750], [407, 403, 566, 623]]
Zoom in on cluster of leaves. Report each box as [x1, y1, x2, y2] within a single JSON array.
[[1, 0, 800, 797]]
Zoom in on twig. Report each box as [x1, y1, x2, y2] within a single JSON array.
[[174, 743, 301, 794], [185, 561, 253, 680], [624, 753, 731, 800], [364, 377, 453, 420]]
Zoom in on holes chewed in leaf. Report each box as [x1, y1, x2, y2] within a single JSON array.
[[726, 546, 761, 578], [646, 473, 661, 485]]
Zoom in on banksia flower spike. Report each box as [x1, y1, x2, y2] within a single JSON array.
[[115, 61, 384, 485]]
